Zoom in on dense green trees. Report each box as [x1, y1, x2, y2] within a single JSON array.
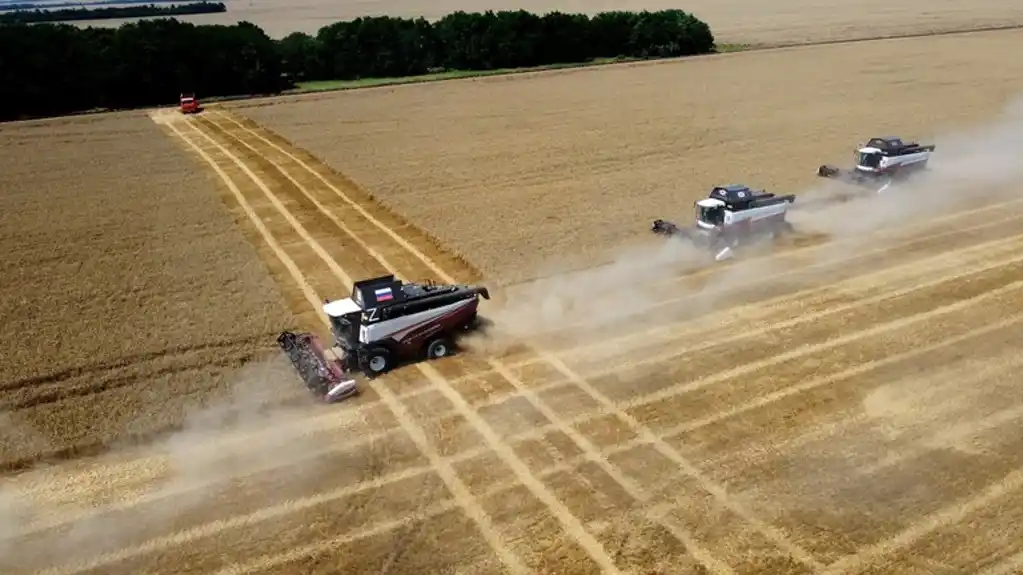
[[0, 9, 715, 122], [0, 19, 282, 120]]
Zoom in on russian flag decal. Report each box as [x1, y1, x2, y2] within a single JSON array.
[[375, 287, 394, 301]]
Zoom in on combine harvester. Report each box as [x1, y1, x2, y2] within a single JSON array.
[[651, 184, 796, 262], [179, 92, 202, 115], [817, 136, 935, 194], [277, 274, 490, 403]]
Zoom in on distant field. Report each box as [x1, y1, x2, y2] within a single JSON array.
[[63, 0, 1023, 43], [235, 28, 1023, 284]]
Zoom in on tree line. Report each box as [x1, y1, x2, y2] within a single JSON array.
[[0, 2, 226, 25], [0, 9, 715, 122]]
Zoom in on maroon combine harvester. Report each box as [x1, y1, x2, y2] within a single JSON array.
[[277, 274, 490, 403]]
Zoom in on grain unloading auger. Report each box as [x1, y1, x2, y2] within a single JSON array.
[[651, 184, 796, 261], [277, 274, 490, 404]]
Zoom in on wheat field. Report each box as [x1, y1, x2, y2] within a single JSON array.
[[5, 10, 1023, 575], [73, 0, 1023, 44], [236, 28, 1023, 284]]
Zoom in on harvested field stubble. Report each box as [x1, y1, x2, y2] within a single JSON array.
[[11, 16, 1023, 575], [237, 28, 1023, 285], [0, 112, 295, 469], [70, 0, 1023, 43]]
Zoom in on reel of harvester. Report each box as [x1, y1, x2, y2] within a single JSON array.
[[276, 331, 358, 403]]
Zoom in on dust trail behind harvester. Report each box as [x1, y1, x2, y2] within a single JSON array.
[[790, 93, 1023, 240], [0, 356, 396, 573], [465, 234, 712, 355], [473, 92, 1023, 359]]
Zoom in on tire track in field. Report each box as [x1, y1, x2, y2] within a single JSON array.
[[167, 118, 531, 575], [34, 470, 452, 575], [219, 113, 479, 283], [444, 313, 1023, 527], [49, 313, 1023, 572], [1, 350, 263, 412], [479, 309, 1023, 479], [201, 112, 637, 574], [629, 267, 1023, 439], [544, 208, 1023, 361], [557, 223, 1023, 369], [212, 110, 816, 572], [983, 553, 1023, 575], [851, 354, 1023, 474], [707, 341, 1023, 495], [2, 382, 416, 531], [207, 502, 462, 575], [468, 258, 1023, 505], [208, 112, 721, 569], [411, 204, 1023, 386], [502, 188, 1023, 310], [224, 106, 1023, 568], [821, 467, 1023, 574], [480, 248, 1023, 445], [888, 486, 1023, 574], [186, 108, 1023, 568], [695, 331, 1023, 481], [0, 334, 275, 392], [501, 193, 1023, 352], [24, 435, 530, 575], [6, 426, 469, 552], [621, 311, 1023, 569]]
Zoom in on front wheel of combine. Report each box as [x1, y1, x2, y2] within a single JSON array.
[[426, 337, 452, 360], [363, 347, 392, 378]]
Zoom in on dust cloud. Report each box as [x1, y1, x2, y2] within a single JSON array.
[[474, 92, 1023, 357], [0, 355, 378, 573], [790, 92, 1023, 240]]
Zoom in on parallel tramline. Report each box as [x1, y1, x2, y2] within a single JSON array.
[[29, 105, 1019, 575]]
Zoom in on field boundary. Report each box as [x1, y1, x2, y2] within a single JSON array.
[[230, 24, 1023, 106], [4, 24, 1022, 128]]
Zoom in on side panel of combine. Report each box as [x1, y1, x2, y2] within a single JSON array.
[[362, 298, 479, 356]]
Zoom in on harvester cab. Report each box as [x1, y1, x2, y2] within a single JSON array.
[[652, 184, 795, 262], [818, 136, 934, 193], [694, 197, 726, 228], [277, 274, 490, 404]]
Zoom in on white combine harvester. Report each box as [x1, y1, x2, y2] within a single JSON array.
[[817, 136, 935, 194], [277, 274, 490, 403], [651, 184, 796, 262]]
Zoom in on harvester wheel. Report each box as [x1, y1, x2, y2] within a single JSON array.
[[363, 347, 392, 378], [426, 337, 451, 360]]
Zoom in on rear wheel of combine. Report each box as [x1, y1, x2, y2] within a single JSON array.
[[363, 347, 391, 378], [426, 337, 451, 360]]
